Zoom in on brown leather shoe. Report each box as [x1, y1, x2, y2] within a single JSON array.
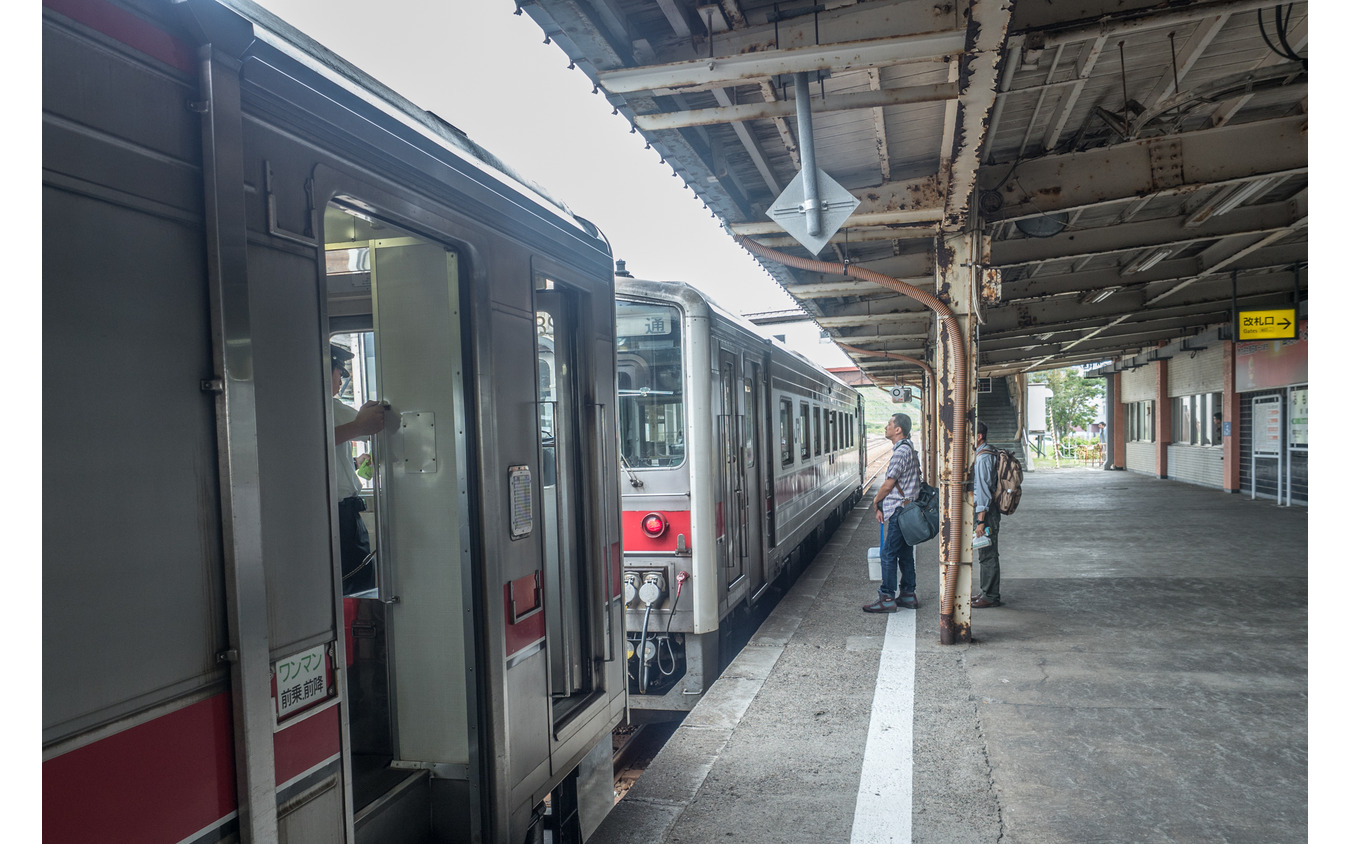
[[971, 595, 1001, 608]]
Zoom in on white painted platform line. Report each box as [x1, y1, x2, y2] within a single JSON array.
[[850, 609, 916, 843]]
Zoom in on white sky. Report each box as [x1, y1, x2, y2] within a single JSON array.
[[251, 0, 808, 324]]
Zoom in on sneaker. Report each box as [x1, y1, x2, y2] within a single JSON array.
[[897, 592, 918, 610], [862, 596, 898, 613]]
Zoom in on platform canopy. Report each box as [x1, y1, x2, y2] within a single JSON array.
[[520, 0, 1308, 383]]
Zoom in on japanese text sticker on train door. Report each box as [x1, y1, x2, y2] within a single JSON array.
[[273, 643, 331, 721]]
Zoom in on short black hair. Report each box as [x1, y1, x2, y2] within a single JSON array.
[[891, 413, 911, 436], [978, 421, 989, 439]]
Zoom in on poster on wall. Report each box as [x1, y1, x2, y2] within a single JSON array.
[[1289, 387, 1308, 450], [1236, 320, 1307, 392], [1253, 398, 1282, 456]]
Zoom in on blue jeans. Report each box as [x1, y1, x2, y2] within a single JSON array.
[[879, 508, 916, 599]]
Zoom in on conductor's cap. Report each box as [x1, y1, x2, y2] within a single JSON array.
[[331, 344, 355, 371]]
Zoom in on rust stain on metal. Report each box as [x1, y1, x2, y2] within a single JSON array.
[[980, 267, 1002, 304]]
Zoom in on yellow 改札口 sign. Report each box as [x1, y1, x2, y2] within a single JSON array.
[[1237, 308, 1297, 340]]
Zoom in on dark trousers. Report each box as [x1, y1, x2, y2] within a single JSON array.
[[879, 509, 917, 599], [978, 512, 1001, 602], [339, 496, 374, 594]]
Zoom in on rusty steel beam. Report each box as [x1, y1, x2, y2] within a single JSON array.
[[980, 115, 1308, 220], [941, 0, 1014, 230], [633, 80, 961, 130], [990, 199, 1306, 269], [650, 0, 959, 65], [1008, 0, 1290, 52], [787, 277, 933, 299], [598, 30, 968, 94]]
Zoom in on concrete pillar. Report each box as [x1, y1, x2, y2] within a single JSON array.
[[1221, 340, 1240, 492], [1111, 372, 1126, 469], [1155, 357, 1171, 479], [933, 231, 981, 644]]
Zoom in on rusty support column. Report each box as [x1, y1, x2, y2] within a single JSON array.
[[934, 232, 980, 645], [1221, 340, 1240, 492]]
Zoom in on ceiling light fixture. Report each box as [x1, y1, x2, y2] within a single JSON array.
[[1183, 177, 1279, 228], [1121, 248, 1172, 274], [1088, 287, 1120, 304]]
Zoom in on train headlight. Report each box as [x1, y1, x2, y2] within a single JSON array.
[[640, 512, 668, 538]]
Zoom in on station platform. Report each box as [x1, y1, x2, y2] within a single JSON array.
[[592, 467, 1309, 843]]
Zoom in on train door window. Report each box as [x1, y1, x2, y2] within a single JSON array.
[[616, 300, 685, 468], [797, 402, 808, 460], [813, 406, 822, 457], [744, 378, 757, 469], [780, 398, 793, 465], [537, 278, 595, 718]]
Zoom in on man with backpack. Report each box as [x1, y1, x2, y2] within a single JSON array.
[[972, 421, 1004, 608]]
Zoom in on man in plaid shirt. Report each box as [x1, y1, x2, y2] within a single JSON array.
[[864, 412, 922, 612]]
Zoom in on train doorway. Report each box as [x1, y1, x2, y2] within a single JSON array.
[[742, 362, 766, 602], [536, 281, 598, 724], [717, 350, 745, 596], [324, 202, 475, 833]]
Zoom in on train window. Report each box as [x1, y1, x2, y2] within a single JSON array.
[[744, 378, 756, 469], [616, 300, 684, 468], [813, 406, 822, 457], [780, 398, 793, 465], [799, 402, 810, 461]]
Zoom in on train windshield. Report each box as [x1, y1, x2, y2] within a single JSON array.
[[616, 300, 684, 468]]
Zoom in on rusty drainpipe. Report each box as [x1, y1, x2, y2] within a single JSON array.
[[835, 343, 938, 476], [735, 236, 970, 642]]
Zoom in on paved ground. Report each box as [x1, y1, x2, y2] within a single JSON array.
[[592, 467, 1309, 843]]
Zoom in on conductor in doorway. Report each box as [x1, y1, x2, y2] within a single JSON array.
[[864, 413, 921, 613], [332, 344, 386, 593], [971, 421, 1002, 608]]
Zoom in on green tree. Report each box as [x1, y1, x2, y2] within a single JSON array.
[[1039, 367, 1104, 441]]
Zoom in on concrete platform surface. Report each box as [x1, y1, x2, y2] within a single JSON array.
[[591, 468, 1308, 844]]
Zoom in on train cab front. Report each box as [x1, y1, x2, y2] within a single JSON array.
[[616, 294, 716, 718]]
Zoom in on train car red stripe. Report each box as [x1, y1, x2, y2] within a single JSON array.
[[44, 0, 197, 74], [43, 693, 237, 843], [274, 705, 341, 787]]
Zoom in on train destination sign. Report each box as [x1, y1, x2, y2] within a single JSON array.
[[1237, 308, 1297, 340]]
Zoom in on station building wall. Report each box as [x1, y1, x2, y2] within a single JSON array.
[[1166, 346, 1224, 489], [1120, 365, 1156, 475], [1106, 319, 1307, 506]]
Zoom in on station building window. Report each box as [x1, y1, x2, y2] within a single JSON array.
[[1171, 392, 1223, 446], [1127, 400, 1154, 442]]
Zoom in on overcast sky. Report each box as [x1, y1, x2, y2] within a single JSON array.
[[251, 0, 809, 323]]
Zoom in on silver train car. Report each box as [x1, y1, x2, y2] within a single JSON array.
[[613, 279, 865, 715], [43, 1, 625, 841]]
